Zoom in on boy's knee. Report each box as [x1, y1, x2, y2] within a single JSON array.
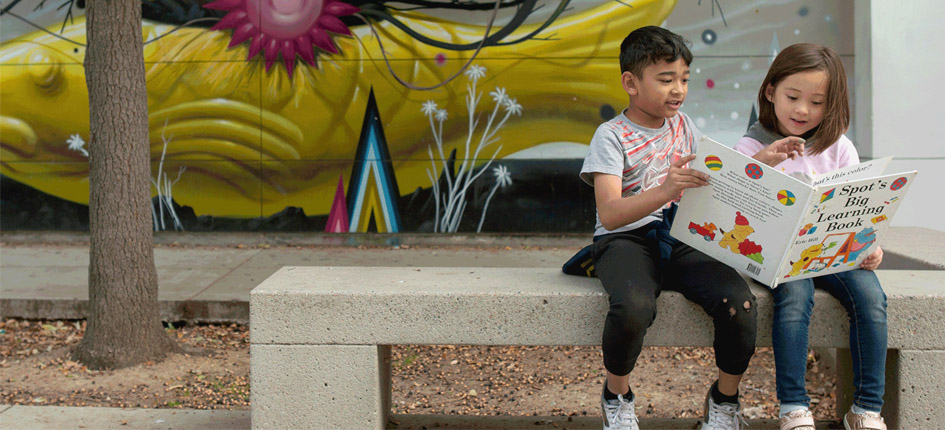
[[719, 295, 757, 328], [609, 299, 656, 336]]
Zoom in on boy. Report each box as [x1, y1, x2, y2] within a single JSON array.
[[580, 26, 757, 430]]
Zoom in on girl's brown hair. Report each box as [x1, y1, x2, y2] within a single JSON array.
[[757, 43, 849, 155]]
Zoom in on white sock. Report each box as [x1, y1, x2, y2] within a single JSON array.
[[779, 404, 809, 418], [851, 404, 878, 415]]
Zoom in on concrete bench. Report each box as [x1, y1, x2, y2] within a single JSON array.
[[249, 267, 944, 429]]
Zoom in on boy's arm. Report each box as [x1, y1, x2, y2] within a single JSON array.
[[593, 155, 707, 231]]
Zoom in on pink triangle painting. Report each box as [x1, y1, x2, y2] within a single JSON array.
[[325, 175, 349, 233]]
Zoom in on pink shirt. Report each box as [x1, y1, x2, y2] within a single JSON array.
[[734, 134, 859, 177]]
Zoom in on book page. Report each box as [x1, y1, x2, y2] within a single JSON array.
[[810, 157, 892, 187], [671, 137, 812, 287], [778, 170, 917, 283]]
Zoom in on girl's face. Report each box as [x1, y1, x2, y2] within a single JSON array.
[[765, 70, 828, 137]]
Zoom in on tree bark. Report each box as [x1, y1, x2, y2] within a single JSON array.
[[72, 0, 179, 370]]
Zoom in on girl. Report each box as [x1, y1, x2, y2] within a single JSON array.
[[735, 44, 888, 430]]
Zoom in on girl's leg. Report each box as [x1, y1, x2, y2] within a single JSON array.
[[815, 270, 888, 412], [771, 278, 816, 412]]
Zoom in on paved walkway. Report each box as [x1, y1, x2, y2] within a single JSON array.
[[2, 228, 942, 323], [1, 228, 942, 429], [1, 233, 590, 322]]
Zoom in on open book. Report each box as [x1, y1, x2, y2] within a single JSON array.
[[670, 137, 917, 288]]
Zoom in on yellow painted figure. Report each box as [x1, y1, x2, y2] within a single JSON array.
[[0, 0, 676, 217]]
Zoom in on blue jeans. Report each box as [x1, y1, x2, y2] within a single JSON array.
[[772, 269, 887, 412]]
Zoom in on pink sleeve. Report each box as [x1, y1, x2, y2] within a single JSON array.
[[836, 136, 861, 168], [734, 137, 764, 156]]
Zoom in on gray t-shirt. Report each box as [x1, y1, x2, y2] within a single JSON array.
[[580, 111, 702, 236]]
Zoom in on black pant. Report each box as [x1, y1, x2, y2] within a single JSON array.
[[593, 228, 757, 376]]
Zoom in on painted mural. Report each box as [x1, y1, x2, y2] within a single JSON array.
[[0, 0, 854, 232]]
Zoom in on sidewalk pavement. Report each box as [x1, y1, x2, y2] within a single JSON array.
[[1, 228, 942, 429], [1, 233, 591, 322], [2, 227, 943, 323]]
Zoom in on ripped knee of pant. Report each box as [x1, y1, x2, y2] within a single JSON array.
[[723, 297, 753, 318]]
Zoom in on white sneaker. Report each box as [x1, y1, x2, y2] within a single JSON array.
[[843, 410, 886, 430], [779, 409, 815, 430], [601, 385, 639, 430], [699, 388, 746, 430]]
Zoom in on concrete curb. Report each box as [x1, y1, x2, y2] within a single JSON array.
[[0, 299, 248, 324]]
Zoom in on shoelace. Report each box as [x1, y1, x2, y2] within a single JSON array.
[[604, 395, 639, 429], [703, 401, 747, 430]]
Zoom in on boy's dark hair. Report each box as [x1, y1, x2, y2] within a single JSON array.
[[757, 43, 849, 155], [619, 26, 693, 77]]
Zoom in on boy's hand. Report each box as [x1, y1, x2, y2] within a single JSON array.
[[860, 246, 883, 271], [754, 136, 805, 166], [658, 155, 710, 201]]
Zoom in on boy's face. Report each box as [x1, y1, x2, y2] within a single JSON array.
[[621, 58, 690, 128]]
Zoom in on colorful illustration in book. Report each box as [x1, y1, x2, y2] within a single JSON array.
[[884, 197, 899, 205], [787, 227, 878, 278], [871, 214, 888, 224], [846, 227, 878, 262], [777, 189, 796, 206], [745, 163, 764, 180], [890, 177, 909, 191], [820, 188, 836, 203], [718, 212, 764, 264], [687, 222, 718, 241], [787, 243, 825, 277], [704, 156, 723, 171], [798, 223, 817, 236]]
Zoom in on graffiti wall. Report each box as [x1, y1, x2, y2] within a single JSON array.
[[0, 0, 854, 232]]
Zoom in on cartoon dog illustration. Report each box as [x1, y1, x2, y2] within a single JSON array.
[[719, 212, 755, 254], [787, 244, 825, 277]]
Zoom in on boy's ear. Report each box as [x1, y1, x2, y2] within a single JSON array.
[[621, 71, 639, 96], [764, 84, 775, 102]]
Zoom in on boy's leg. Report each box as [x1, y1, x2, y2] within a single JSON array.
[[815, 270, 888, 413], [665, 244, 757, 381], [593, 231, 663, 385], [771, 278, 816, 413]]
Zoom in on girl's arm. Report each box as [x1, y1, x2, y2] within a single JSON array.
[[749, 136, 806, 167], [593, 155, 708, 231]]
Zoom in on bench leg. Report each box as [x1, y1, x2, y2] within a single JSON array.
[[251, 344, 391, 429], [885, 349, 945, 430], [836, 349, 944, 429]]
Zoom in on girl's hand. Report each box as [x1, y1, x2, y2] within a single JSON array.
[[658, 154, 710, 201], [860, 246, 884, 271], [754, 136, 805, 166]]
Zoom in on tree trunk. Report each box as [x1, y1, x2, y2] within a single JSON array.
[[72, 0, 179, 370]]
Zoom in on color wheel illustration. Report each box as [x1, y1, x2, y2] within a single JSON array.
[[777, 189, 796, 206]]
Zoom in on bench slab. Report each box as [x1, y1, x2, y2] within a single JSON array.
[[250, 267, 945, 349]]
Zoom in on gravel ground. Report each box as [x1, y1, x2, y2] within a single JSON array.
[[0, 319, 838, 420]]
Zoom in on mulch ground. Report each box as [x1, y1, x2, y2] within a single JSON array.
[[0, 319, 838, 420]]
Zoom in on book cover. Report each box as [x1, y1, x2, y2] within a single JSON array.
[[670, 137, 916, 287]]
